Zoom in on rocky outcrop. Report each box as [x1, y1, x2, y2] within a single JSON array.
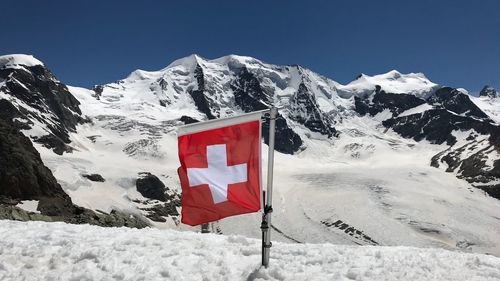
[[0, 62, 85, 154], [136, 172, 168, 201], [231, 67, 304, 154], [479, 85, 498, 98], [289, 83, 337, 137], [427, 87, 489, 120], [0, 202, 148, 228], [0, 119, 148, 227], [261, 115, 303, 154], [354, 84, 500, 199], [366, 86, 500, 199], [232, 67, 271, 112], [179, 115, 199, 124], [82, 174, 105, 182], [430, 129, 500, 200], [354, 86, 426, 117], [383, 109, 494, 145], [189, 64, 216, 119], [0, 119, 70, 201], [135, 172, 180, 222]]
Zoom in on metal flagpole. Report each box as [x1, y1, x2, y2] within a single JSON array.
[[261, 106, 277, 267]]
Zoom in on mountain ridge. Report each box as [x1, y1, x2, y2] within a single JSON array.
[[1, 53, 500, 256]]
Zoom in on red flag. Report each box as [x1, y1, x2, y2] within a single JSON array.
[[177, 118, 261, 226]]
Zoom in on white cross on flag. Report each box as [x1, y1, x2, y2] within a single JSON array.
[[177, 112, 263, 226]]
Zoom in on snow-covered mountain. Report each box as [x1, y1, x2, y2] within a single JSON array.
[[1, 53, 500, 256]]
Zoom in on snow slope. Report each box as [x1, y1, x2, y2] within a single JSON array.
[[1, 220, 499, 281], [0, 54, 43, 69], [337, 70, 439, 98], [38, 90, 500, 256], [470, 95, 500, 124]]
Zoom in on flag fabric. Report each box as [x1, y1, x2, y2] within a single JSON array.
[[177, 116, 262, 226]]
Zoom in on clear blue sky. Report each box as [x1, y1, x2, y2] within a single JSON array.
[[2, 0, 499, 93]]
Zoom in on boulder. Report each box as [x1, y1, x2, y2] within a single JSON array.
[[82, 173, 105, 182], [136, 172, 167, 201]]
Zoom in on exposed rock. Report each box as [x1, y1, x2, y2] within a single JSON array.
[[289, 83, 337, 137], [136, 172, 168, 201], [383, 109, 494, 145], [354, 86, 426, 117], [92, 85, 104, 100], [123, 139, 165, 159], [430, 130, 500, 200], [262, 115, 303, 154], [0, 203, 149, 228], [82, 174, 105, 182], [0, 118, 148, 227], [232, 67, 271, 112], [0, 63, 85, 154], [179, 115, 199, 124], [427, 87, 489, 120], [0, 119, 71, 201], [231, 67, 303, 154], [321, 218, 378, 245], [479, 85, 498, 98], [141, 201, 180, 223], [189, 64, 216, 119]]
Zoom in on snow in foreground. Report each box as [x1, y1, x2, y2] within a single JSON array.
[[1, 221, 500, 281]]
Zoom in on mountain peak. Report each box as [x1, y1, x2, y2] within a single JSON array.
[[0, 54, 44, 69], [382, 69, 402, 78], [165, 54, 205, 69], [340, 69, 438, 98], [479, 85, 498, 98]]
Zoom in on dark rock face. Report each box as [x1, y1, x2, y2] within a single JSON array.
[[354, 86, 426, 117], [376, 87, 491, 146], [0, 119, 70, 201], [134, 172, 180, 222], [0, 201, 149, 228], [262, 114, 303, 154], [82, 174, 105, 182], [232, 67, 271, 112], [179, 115, 199, 124], [92, 85, 104, 100], [369, 86, 500, 199], [353, 83, 500, 199], [479, 85, 498, 98], [430, 129, 500, 200], [289, 83, 337, 137], [0, 64, 85, 154], [189, 64, 216, 119], [136, 172, 168, 201], [140, 201, 180, 223], [321, 218, 378, 245], [427, 87, 489, 120], [231, 67, 303, 154], [0, 119, 148, 227], [383, 109, 494, 145]]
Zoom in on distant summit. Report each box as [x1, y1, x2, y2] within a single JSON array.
[[479, 85, 498, 98], [0, 54, 44, 69]]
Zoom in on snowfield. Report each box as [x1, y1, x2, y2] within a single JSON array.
[[31, 57, 500, 257], [0, 221, 499, 281]]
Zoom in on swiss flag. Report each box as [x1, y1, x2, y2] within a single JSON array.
[[177, 119, 261, 226]]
